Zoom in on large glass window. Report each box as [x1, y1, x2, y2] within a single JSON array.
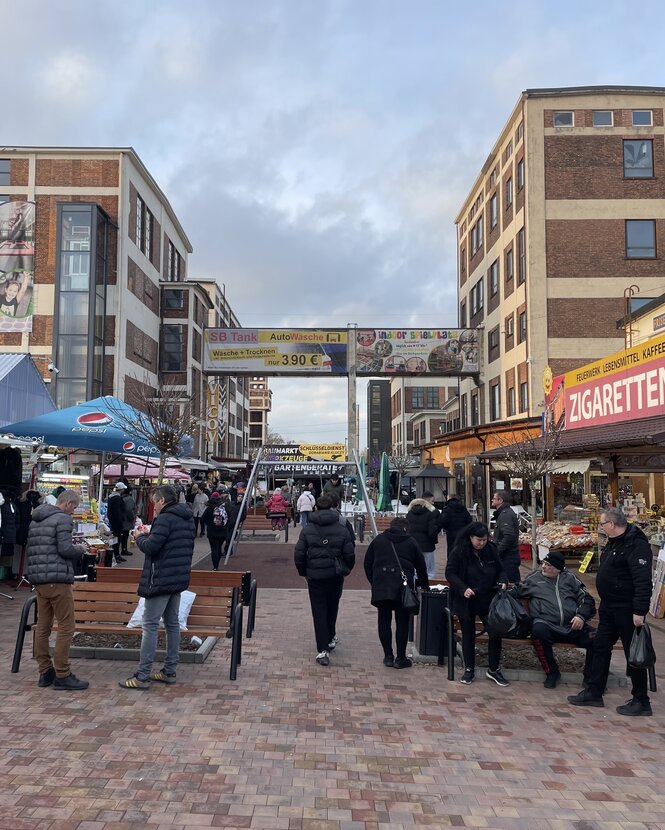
[[624, 140, 653, 178], [593, 110, 613, 126], [626, 220, 656, 258], [164, 289, 184, 309], [411, 387, 424, 408], [0, 159, 10, 185], [632, 110, 652, 126], [426, 387, 439, 408], [553, 111, 574, 127], [162, 325, 184, 371]]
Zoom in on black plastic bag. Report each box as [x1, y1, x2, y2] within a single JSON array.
[[486, 592, 517, 636], [503, 593, 532, 639], [629, 622, 656, 669]]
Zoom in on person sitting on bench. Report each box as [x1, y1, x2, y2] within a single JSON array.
[[510, 551, 596, 689]]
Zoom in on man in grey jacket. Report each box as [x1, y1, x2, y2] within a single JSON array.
[[511, 551, 596, 688], [25, 489, 89, 691]]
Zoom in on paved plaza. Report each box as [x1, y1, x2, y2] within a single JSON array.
[[1, 538, 664, 830]]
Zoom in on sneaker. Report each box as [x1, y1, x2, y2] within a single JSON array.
[[118, 673, 150, 690], [544, 671, 561, 689], [328, 636, 338, 651], [123, 551, 133, 556], [460, 669, 475, 685], [616, 697, 653, 717], [38, 667, 56, 688], [316, 651, 329, 666], [486, 668, 510, 687], [567, 689, 604, 707], [53, 673, 89, 691], [393, 657, 413, 669], [383, 655, 395, 667], [151, 670, 177, 685], [115, 556, 127, 564]]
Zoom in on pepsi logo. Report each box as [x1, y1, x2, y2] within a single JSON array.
[[77, 411, 113, 427], [122, 441, 135, 452]]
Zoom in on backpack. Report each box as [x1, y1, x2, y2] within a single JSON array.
[[122, 495, 135, 523], [213, 504, 228, 527]]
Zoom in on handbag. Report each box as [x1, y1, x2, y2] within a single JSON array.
[[628, 622, 656, 669], [389, 542, 420, 614]]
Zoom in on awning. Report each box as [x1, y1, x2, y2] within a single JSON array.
[[550, 459, 591, 475], [0, 354, 56, 428]]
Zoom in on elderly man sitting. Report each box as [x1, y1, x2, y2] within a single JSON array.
[[510, 551, 596, 688]]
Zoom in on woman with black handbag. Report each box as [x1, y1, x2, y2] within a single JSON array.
[[445, 522, 509, 686], [364, 517, 429, 669]]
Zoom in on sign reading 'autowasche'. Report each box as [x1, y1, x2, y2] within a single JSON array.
[[564, 332, 665, 430], [262, 444, 346, 476], [204, 329, 348, 375]]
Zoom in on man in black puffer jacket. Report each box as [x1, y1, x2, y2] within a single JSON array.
[[294, 495, 355, 666], [568, 507, 654, 716], [119, 484, 195, 690], [438, 495, 472, 552]]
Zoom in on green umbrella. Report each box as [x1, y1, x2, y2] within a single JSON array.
[[375, 452, 392, 512]]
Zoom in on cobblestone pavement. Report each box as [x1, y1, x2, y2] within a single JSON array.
[[1, 583, 664, 830]]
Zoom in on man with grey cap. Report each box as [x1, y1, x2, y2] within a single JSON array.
[[510, 551, 596, 688]]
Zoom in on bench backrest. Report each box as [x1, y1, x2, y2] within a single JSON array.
[[72, 581, 235, 630], [96, 566, 250, 603]]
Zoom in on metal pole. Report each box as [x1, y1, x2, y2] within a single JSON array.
[[97, 451, 106, 511], [224, 445, 263, 565], [347, 325, 358, 460], [353, 449, 377, 538]]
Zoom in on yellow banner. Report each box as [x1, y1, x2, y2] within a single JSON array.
[[299, 443, 345, 460], [565, 332, 665, 389]]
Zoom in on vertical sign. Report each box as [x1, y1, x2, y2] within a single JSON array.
[[206, 380, 222, 451], [0, 200, 35, 332]]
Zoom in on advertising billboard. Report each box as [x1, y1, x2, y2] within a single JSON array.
[[0, 200, 35, 333], [355, 328, 479, 375], [204, 329, 347, 375], [564, 333, 665, 430], [262, 444, 346, 476]]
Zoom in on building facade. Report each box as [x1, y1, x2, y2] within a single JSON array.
[[248, 376, 272, 456], [390, 377, 456, 455], [366, 379, 391, 460]]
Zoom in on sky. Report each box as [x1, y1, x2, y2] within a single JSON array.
[[4, 0, 665, 446]]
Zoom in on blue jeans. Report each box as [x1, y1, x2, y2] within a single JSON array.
[[300, 511, 311, 527], [138, 593, 181, 680], [422, 550, 435, 579]]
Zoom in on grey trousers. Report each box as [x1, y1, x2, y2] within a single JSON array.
[[137, 593, 181, 680]]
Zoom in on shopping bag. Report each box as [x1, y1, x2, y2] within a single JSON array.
[[486, 592, 517, 636], [503, 593, 532, 639], [628, 622, 656, 669]]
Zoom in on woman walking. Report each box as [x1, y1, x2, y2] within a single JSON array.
[[364, 517, 429, 669], [445, 522, 509, 686], [191, 485, 208, 537], [201, 491, 229, 570], [296, 487, 315, 527]]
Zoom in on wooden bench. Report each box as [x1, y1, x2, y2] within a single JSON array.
[[426, 579, 655, 690], [240, 515, 289, 541], [96, 567, 257, 638], [12, 581, 244, 681]]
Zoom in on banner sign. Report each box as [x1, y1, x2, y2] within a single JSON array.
[[262, 444, 346, 476], [0, 200, 35, 333], [203, 327, 480, 377], [355, 328, 479, 375], [205, 379, 224, 449], [204, 329, 347, 375], [564, 332, 665, 430]]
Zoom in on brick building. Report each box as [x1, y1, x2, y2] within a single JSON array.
[[429, 85, 665, 514], [389, 377, 457, 455]]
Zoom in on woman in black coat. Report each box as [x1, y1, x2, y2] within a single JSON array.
[[201, 492, 230, 570], [445, 522, 508, 686], [364, 517, 429, 669]]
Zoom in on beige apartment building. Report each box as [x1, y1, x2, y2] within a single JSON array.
[[431, 85, 665, 515]]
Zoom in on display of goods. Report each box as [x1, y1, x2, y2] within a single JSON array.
[[536, 521, 596, 550], [518, 532, 532, 545]]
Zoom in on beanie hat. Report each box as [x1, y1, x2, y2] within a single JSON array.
[[210, 492, 221, 501], [543, 551, 565, 571]]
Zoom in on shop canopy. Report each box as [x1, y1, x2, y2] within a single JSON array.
[[100, 459, 190, 480], [2, 395, 193, 458], [0, 354, 56, 428]]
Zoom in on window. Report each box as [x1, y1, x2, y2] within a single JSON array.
[[626, 220, 656, 258], [506, 314, 514, 337], [167, 240, 182, 281], [411, 387, 424, 408], [489, 167, 498, 187], [506, 248, 514, 281], [460, 299, 467, 328], [489, 259, 499, 296], [505, 141, 513, 160], [162, 325, 183, 371], [519, 382, 528, 413], [624, 140, 653, 178], [471, 392, 480, 426], [488, 327, 500, 352], [518, 311, 527, 343], [632, 110, 653, 126], [490, 383, 500, 421], [517, 228, 526, 284], [470, 224, 477, 255], [553, 111, 574, 127], [477, 215, 483, 248], [506, 177, 513, 207], [490, 193, 498, 229], [517, 121, 524, 142], [517, 159, 525, 190], [461, 393, 468, 428], [593, 110, 613, 127], [460, 246, 466, 275], [471, 277, 484, 315], [163, 289, 184, 310], [426, 387, 439, 409], [135, 195, 153, 259], [0, 159, 9, 186], [508, 386, 516, 416]]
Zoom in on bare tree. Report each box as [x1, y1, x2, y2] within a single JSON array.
[[265, 430, 286, 444], [106, 378, 197, 484], [491, 419, 564, 569], [389, 450, 417, 515]]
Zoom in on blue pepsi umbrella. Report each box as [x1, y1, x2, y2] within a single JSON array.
[[3, 395, 193, 457]]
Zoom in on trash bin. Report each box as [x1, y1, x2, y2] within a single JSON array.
[[415, 588, 450, 657]]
